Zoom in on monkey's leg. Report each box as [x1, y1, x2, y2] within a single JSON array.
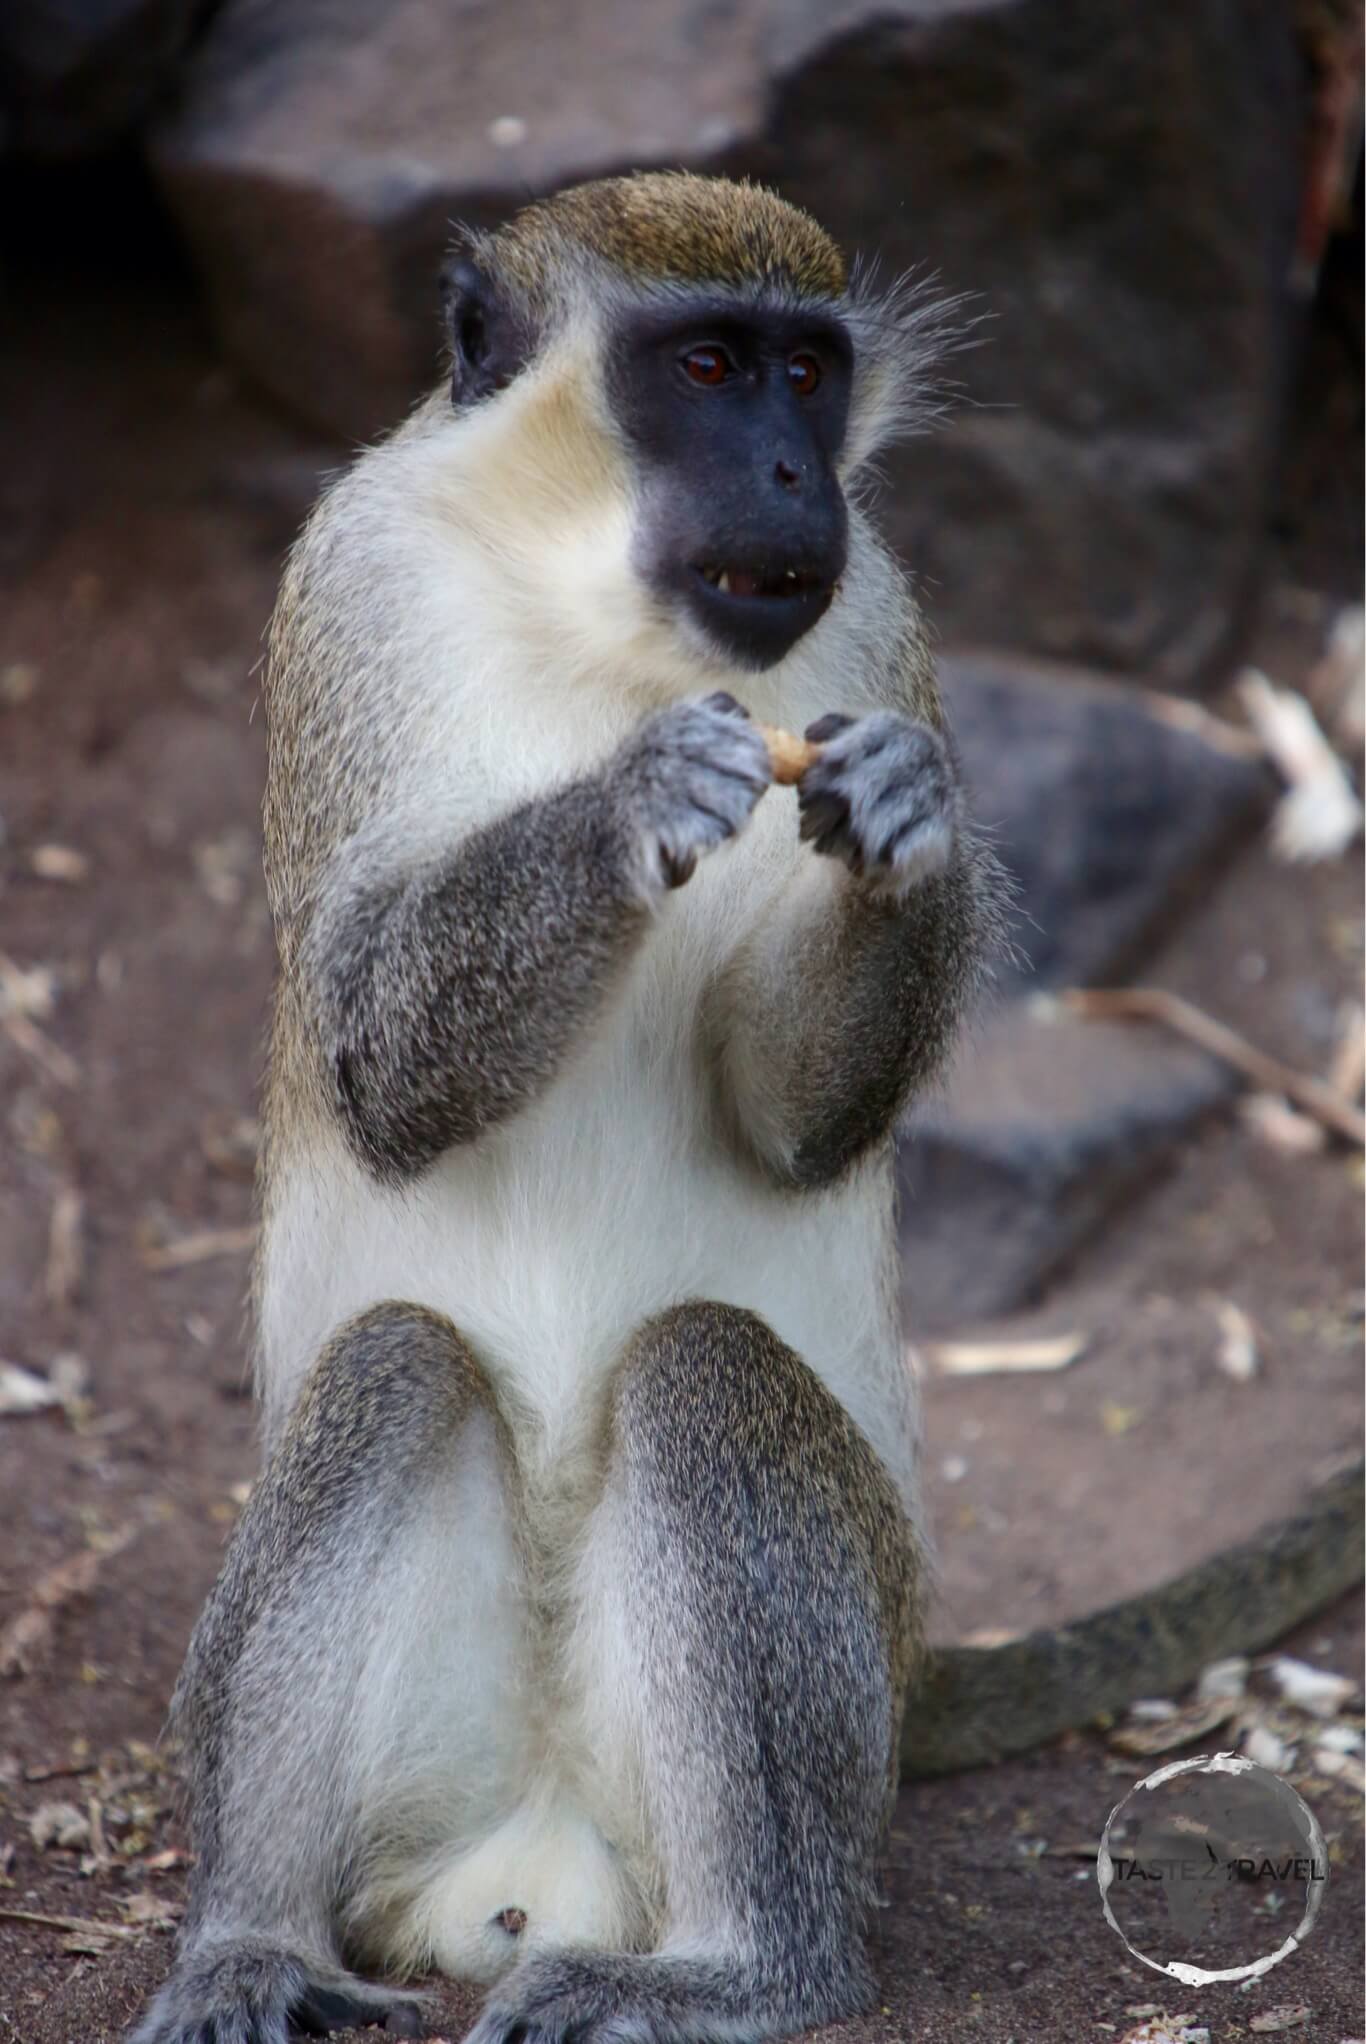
[[470, 1301, 919, 2044], [130, 1303, 525, 2044]]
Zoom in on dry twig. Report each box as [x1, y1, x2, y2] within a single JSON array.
[[1328, 1003, 1366, 1105], [45, 1186, 85, 1309], [924, 1333, 1087, 1377], [141, 1224, 257, 1272], [1061, 988, 1366, 1145]]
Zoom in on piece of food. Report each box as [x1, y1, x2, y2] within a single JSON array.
[[756, 722, 822, 785]]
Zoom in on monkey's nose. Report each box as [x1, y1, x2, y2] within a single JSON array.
[[774, 459, 801, 491]]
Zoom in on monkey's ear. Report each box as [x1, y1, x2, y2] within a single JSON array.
[[440, 257, 527, 407]]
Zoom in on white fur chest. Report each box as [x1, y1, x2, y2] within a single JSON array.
[[258, 788, 916, 1507]]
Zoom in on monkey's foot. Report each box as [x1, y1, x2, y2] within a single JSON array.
[[464, 1946, 847, 2044], [127, 1937, 426, 2044]]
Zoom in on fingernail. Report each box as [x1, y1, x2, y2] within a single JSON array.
[[805, 712, 854, 743]]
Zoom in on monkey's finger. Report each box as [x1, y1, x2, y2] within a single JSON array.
[[660, 845, 698, 889], [804, 711, 856, 744], [816, 828, 864, 874], [703, 689, 750, 718], [798, 798, 849, 847]]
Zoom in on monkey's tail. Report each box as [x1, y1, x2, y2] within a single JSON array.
[[902, 1459, 1364, 1776]]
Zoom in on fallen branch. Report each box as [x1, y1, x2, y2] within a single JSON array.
[[45, 1186, 85, 1310], [142, 1224, 257, 1272], [0, 1906, 136, 1941], [1137, 689, 1266, 762], [1328, 1003, 1366, 1105], [925, 1333, 1087, 1377], [1061, 987, 1366, 1146], [0, 952, 80, 1089], [0, 1009, 79, 1089]]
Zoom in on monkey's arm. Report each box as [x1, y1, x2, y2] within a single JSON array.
[[714, 714, 1001, 1189], [304, 693, 770, 1182]]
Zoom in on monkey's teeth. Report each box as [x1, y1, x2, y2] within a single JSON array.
[[716, 571, 731, 594]]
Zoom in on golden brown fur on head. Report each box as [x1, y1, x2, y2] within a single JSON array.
[[454, 172, 964, 477], [473, 171, 847, 307]]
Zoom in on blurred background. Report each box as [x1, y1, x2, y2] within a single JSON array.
[[1, 4, 1362, 2040]]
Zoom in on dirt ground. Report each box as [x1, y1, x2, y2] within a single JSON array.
[[1, 254, 1362, 2044]]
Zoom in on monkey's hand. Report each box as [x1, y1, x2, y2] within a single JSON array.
[[797, 710, 956, 894], [613, 690, 773, 892]]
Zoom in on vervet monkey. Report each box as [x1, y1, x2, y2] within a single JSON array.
[[131, 171, 1001, 2044]]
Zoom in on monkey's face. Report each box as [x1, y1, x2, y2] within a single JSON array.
[[610, 301, 852, 672]]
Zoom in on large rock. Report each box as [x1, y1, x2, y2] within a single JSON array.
[[894, 647, 1272, 1325], [942, 650, 1273, 989], [148, 0, 1305, 687], [897, 1004, 1237, 1328], [1, 0, 207, 156]]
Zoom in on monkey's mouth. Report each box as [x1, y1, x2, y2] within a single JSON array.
[[693, 562, 829, 601], [680, 545, 843, 669]]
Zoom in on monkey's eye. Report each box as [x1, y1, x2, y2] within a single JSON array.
[[787, 352, 822, 397], [681, 346, 734, 387]]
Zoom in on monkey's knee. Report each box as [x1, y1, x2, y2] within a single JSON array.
[[613, 1299, 821, 1452], [616, 1299, 901, 1509], [279, 1299, 505, 1480], [174, 1300, 511, 1749], [611, 1299, 918, 1672]]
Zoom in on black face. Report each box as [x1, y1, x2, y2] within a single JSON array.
[[610, 301, 853, 670]]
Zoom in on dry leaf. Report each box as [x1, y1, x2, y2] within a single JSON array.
[[119, 1892, 181, 1929], [1265, 1657, 1356, 1717], [30, 1800, 90, 1850], [1213, 1300, 1259, 1382], [0, 663, 39, 704], [199, 1112, 260, 1180], [1196, 1656, 1249, 1703], [0, 1525, 135, 1677], [926, 1333, 1087, 1376], [1237, 669, 1363, 862], [1101, 1401, 1143, 1437], [193, 829, 252, 906], [1311, 1747, 1366, 1789], [1241, 1093, 1327, 1156], [1314, 1723, 1362, 1754], [49, 1351, 90, 1415], [29, 844, 89, 884], [0, 1361, 62, 1416], [0, 952, 57, 1020], [1110, 1694, 1239, 1757], [1249, 2011, 1312, 2035], [1120, 2020, 1210, 2044], [1243, 1724, 1295, 1771]]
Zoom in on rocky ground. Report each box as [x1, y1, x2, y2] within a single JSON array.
[[0, 248, 1362, 2041]]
